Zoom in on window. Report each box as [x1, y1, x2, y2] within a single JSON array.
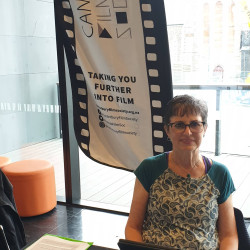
[[165, 0, 250, 216], [0, 1, 63, 198]]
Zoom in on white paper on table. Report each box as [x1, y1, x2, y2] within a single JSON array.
[[25, 234, 92, 250]]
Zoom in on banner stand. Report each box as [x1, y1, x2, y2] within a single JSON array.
[[53, 0, 173, 210], [54, 0, 81, 204]]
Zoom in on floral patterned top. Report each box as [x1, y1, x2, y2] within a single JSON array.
[[134, 152, 235, 250]]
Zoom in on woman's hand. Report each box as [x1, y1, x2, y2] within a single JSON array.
[[125, 178, 149, 242]]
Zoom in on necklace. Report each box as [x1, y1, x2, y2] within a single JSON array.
[[170, 154, 201, 178]]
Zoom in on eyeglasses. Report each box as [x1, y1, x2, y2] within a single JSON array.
[[168, 121, 206, 133]]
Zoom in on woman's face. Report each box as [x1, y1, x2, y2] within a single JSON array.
[[164, 114, 207, 153]]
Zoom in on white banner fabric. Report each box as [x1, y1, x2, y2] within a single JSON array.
[[56, 0, 173, 170]]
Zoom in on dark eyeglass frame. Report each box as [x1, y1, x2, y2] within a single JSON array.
[[167, 121, 206, 133]]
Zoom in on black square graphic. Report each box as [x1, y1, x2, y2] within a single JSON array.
[[116, 12, 128, 24]]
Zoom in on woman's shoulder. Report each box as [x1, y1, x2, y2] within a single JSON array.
[[206, 158, 234, 186], [208, 159, 235, 204], [209, 159, 230, 174], [141, 152, 167, 164], [138, 152, 168, 172], [134, 153, 168, 192]]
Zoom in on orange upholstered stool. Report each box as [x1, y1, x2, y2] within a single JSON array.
[[2, 159, 56, 217], [0, 156, 11, 168]]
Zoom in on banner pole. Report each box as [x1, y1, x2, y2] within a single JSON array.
[[54, 0, 81, 203]]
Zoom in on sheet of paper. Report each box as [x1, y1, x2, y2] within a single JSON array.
[[25, 234, 92, 250]]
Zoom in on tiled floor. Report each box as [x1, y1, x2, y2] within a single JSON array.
[[21, 204, 128, 250], [21, 203, 250, 250]]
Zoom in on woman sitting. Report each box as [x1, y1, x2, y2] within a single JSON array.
[[125, 95, 238, 249]]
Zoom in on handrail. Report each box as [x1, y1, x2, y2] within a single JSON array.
[[173, 84, 250, 90], [173, 85, 250, 155]]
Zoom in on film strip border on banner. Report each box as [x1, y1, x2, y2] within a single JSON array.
[[60, 0, 173, 160], [140, 0, 173, 155], [61, 0, 91, 157]]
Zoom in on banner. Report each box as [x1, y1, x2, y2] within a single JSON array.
[[55, 0, 173, 170]]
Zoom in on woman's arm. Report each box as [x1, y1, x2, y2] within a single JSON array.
[[125, 178, 149, 242], [218, 194, 238, 250]]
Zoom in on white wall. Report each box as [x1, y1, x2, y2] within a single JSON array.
[[0, 0, 60, 153]]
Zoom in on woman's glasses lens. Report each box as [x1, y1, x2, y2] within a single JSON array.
[[169, 121, 204, 133]]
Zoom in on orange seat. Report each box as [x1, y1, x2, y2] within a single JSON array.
[[2, 159, 56, 217], [0, 156, 11, 168]]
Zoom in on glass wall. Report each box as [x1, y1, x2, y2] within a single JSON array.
[[0, 1, 64, 195], [164, 0, 250, 155], [165, 0, 250, 216]]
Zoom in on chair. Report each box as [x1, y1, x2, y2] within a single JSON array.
[[0, 157, 11, 169], [0, 169, 26, 249], [234, 207, 250, 250], [1, 159, 57, 217]]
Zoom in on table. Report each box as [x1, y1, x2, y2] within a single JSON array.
[[90, 245, 116, 250]]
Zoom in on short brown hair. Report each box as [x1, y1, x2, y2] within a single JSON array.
[[164, 95, 208, 126]]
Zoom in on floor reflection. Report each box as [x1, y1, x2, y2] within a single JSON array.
[[21, 204, 128, 249]]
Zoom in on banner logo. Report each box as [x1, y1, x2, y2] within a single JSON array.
[[76, 0, 132, 39]]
